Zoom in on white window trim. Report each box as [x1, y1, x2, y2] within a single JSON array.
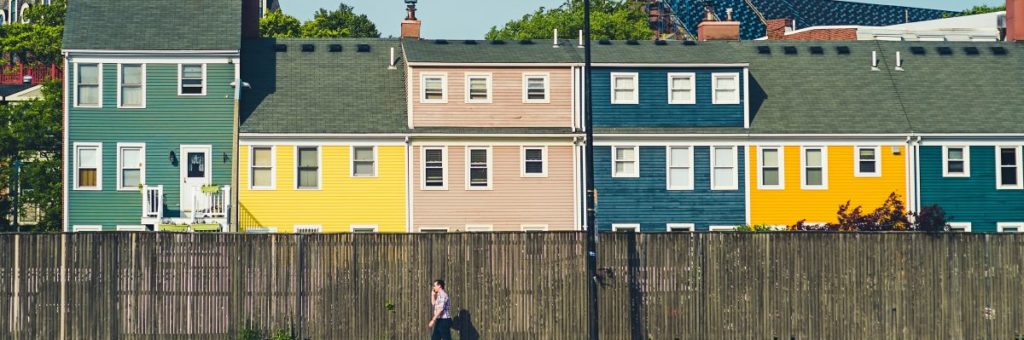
[[854, 146, 882, 178], [611, 146, 640, 178], [419, 226, 449, 233], [666, 223, 695, 232], [116, 63, 146, 109], [612, 223, 640, 232], [521, 146, 548, 177], [942, 145, 971, 178], [757, 146, 785, 190], [666, 72, 696, 105], [465, 146, 493, 190], [801, 146, 829, 190], [464, 73, 493, 104], [72, 225, 103, 232], [997, 222, 1024, 233], [420, 73, 448, 104], [246, 227, 278, 234], [294, 146, 322, 190], [249, 145, 276, 190], [665, 146, 694, 191], [73, 63, 103, 108], [295, 224, 323, 233], [350, 145, 378, 178], [610, 72, 639, 104], [947, 222, 972, 232], [709, 225, 736, 232], [521, 224, 549, 232], [711, 73, 741, 105], [19, 3, 28, 23], [421, 146, 448, 190], [351, 224, 380, 233], [465, 224, 494, 232], [177, 63, 207, 96], [73, 142, 103, 191], [116, 225, 147, 232], [710, 146, 739, 191], [115, 143, 146, 191], [522, 73, 551, 104], [996, 146, 1023, 190]]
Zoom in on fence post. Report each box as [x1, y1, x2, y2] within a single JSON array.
[[295, 235, 305, 340], [59, 233, 67, 340], [11, 234, 19, 334]]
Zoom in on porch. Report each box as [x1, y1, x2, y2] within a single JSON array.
[[141, 185, 231, 232]]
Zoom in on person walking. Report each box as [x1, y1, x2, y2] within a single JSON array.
[[428, 279, 452, 340]]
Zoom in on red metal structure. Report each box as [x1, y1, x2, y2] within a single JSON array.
[[0, 64, 62, 85]]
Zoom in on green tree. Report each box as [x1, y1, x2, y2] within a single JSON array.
[[945, 5, 1006, 17], [299, 3, 380, 38], [260, 9, 302, 38], [0, 82, 63, 231], [486, 0, 650, 41], [0, 0, 66, 65]]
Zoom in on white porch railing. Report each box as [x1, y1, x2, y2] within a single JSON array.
[[142, 185, 163, 219], [191, 186, 231, 224]]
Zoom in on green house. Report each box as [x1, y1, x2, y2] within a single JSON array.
[[61, 0, 245, 232]]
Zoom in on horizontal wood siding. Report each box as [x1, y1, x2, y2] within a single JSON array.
[[66, 62, 236, 230], [410, 67, 574, 128], [594, 145, 746, 231], [412, 144, 577, 231], [238, 145, 407, 233], [591, 67, 745, 128], [750, 145, 907, 226], [920, 145, 1024, 232]]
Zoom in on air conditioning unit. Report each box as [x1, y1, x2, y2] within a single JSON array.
[[998, 14, 1006, 29]]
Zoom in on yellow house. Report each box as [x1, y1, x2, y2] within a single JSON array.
[[749, 144, 908, 226]]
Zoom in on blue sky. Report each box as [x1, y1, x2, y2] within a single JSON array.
[[279, 0, 1006, 39]]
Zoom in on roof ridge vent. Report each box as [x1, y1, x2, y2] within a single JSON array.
[[274, 44, 287, 52], [329, 44, 342, 52], [357, 44, 371, 52], [301, 44, 315, 52]]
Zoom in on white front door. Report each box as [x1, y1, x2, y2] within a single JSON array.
[[180, 145, 212, 212]]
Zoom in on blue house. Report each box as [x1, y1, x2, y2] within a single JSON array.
[[590, 41, 750, 232]]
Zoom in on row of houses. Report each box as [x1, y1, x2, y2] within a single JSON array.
[[61, 0, 1024, 233]]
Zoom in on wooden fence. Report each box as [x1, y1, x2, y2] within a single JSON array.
[[0, 232, 1022, 339]]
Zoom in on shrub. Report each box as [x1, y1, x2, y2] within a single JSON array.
[[788, 193, 948, 232]]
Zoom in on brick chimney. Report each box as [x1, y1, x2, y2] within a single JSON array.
[[697, 8, 740, 41], [242, 0, 260, 39], [766, 18, 793, 40], [1009, 0, 1024, 41], [401, 0, 422, 39]]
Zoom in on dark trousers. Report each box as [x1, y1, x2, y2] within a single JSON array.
[[431, 318, 452, 340]]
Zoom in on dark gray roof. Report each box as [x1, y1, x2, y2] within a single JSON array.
[[404, 39, 582, 64], [590, 40, 749, 64], [240, 39, 408, 134], [63, 0, 241, 50], [0, 84, 33, 98]]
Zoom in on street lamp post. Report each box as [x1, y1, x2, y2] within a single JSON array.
[[12, 159, 21, 233], [583, 0, 599, 339]]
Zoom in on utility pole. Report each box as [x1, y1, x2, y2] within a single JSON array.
[[12, 159, 21, 232], [583, 0, 599, 339]]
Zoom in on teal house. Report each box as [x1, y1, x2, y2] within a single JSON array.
[[62, 0, 247, 232]]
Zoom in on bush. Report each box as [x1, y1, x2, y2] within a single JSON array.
[[734, 224, 779, 232], [788, 193, 949, 232]]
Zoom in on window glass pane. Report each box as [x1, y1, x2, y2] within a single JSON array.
[[670, 148, 690, 167], [860, 161, 876, 173], [354, 147, 374, 161], [763, 169, 780, 186], [806, 149, 822, 167], [948, 161, 964, 173], [525, 162, 544, 174], [123, 65, 142, 85], [614, 77, 633, 90], [425, 168, 444, 183], [525, 149, 543, 161], [859, 148, 876, 160], [122, 169, 141, 187], [122, 148, 141, 167], [252, 169, 272, 187], [616, 148, 635, 161], [615, 162, 633, 176], [615, 89, 634, 102], [181, 86, 203, 95], [425, 149, 443, 163], [298, 148, 318, 167], [1002, 168, 1018, 185], [669, 168, 690, 187], [354, 163, 374, 176], [182, 65, 202, 78], [806, 169, 823, 186], [948, 148, 963, 160], [79, 148, 97, 168], [714, 148, 734, 167], [79, 86, 99, 105], [717, 77, 736, 90], [671, 77, 690, 90], [1001, 148, 1017, 166], [299, 170, 318, 187], [527, 77, 546, 100], [253, 148, 272, 167], [425, 78, 442, 90], [79, 65, 98, 83], [470, 149, 487, 164], [79, 169, 97, 187], [470, 169, 488, 185], [717, 89, 738, 102], [186, 153, 205, 178], [122, 87, 142, 106], [762, 149, 778, 167], [714, 169, 734, 187]]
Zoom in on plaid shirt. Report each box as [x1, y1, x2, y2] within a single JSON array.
[[434, 290, 451, 319]]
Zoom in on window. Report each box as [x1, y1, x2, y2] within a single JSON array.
[[351, 225, 379, 233], [250, 146, 274, 189], [419, 227, 449, 233], [75, 63, 101, 107], [421, 74, 447, 103], [523, 74, 549, 103], [422, 147, 446, 189], [612, 146, 639, 178], [295, 225, 322, 233], [667, 73, 695, 104], [997, 146, 1022, 189], [712, 73, 740, 104], [666, 223, 694, 232], [295, 146, 320, 189], [351, 146, 376, 177], [711, 146, 738, 190], [942, 146, 970, 177], [116, 144, 145, 191], [709, 225, 735, 232], [246, 227, 278, 234], [116, 225, 148, 232], [522, 147, 546, 177], [666, 146, 693, 190], [465, 74, 492, 103], [118, 64, 145, 108], [758, 147, 784, 189], [802, 147, 828, 189], [466, 147, 491, 189], [18, 203, 40, 226], [466, 224, 494, 232], [72, 225, 103, 232], [610, 73, 638, 104], [855, 146, 881, 177], [74, 143, 102, 190], [178, 64, 205, 95], [997, 222, 1024, 233], [947, 222, 972, 232], [521, 224, 549, 232], [612, 224, 640, 233]]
